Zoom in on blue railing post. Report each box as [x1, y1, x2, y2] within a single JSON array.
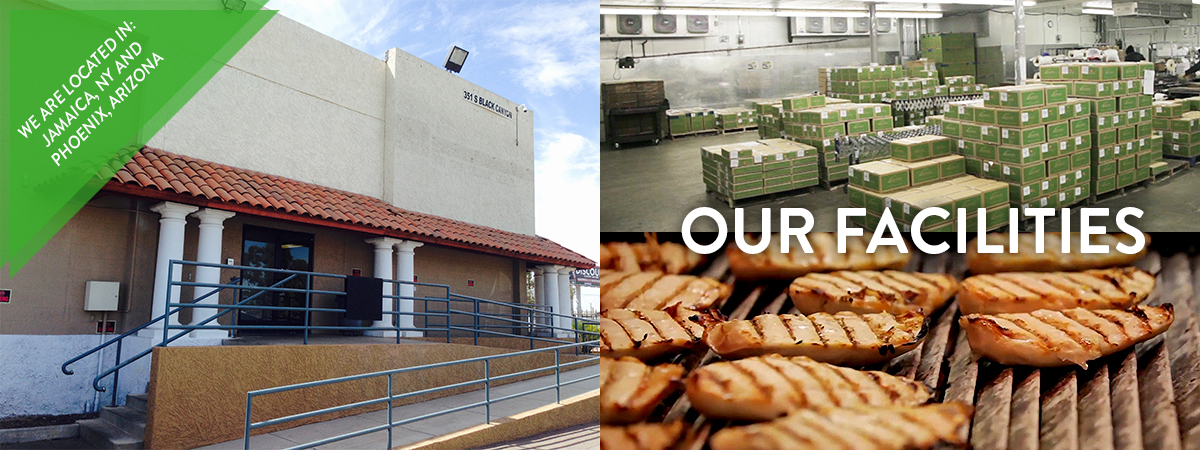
[[554, 350, 561, 404], [244, 393, 253, 450], [386, 373, 394, 449], [163, 262, 173, 348], [473, 297, 480, 346], [111, 340, 122, 407], [304, 273, 312, 345], [484, 360, 491, 424]]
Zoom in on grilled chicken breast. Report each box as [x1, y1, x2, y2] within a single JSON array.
[[960, 305, 1174, 368], [728, 233, 911, 280], [601, 357, 685, 424], [967, 232, 1148, 274], [789, 270, 959, 315], [600, 307, 721, 361], [704, 311, 928, 365], [601, 236, 705, 275], [709, 403, 973, 450], [600, 271, 730, 312], [959, 267, 1154, 314], [685, 355, 932, 421], [601, 422, 686, 450]]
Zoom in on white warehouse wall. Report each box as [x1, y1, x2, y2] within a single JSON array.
[[600, 15, 902, 109], [383, 50, 536, 235], [148, 15, 387, 199], [149, 14, 536, 235]]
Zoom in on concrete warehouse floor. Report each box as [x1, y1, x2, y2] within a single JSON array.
[[601, 130, 1200, 232]]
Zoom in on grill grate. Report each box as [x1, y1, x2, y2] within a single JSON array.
[[652, 250, 1200, 450]]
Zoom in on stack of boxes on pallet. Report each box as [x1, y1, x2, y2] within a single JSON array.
[[602, 80, 667, 141], [847, 134, 1009, 231], [701, 138, 819, 202], [714, 107, 757, 132], [920, 32, 976, 82], [1152, 97, 1199, 165], [941, 83, 1092, 214], [666, 108, 717, 137], [1040, 61, 1159, 195], [827, 66, 984, 103], [774, 96, 895, 186]]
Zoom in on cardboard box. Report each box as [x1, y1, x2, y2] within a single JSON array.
[[1001, 127, 1046, 146], [996, 109, 1040, 128], [998, 144, 1042, 165], [890, 137, 932, 161], [1002, 162, 1047, 184], [1047, 155, 1071, 175], [972, 107, 997, 125], [984, 85, 1046, 109], [934, 155, 966, 178], [1046, 122, 1071, 141], [1009, 180, 1042, 202], [850, 161, 911, 193]]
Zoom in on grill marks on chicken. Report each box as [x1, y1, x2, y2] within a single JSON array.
[[728, 233, 911, 280], [601, 357, 685, 424], [958, 267, 1154, 314], [601, 238, 705, 275], [600, 271, 730, 312], [960, 304, 1174, 368], [684, 355, 933, 421], [966, 232, 1148, 274], [703, 311, 928, 365], [600, 307, 719, 361], [600, 422, 686, 450], [789, 270, 959, 315], [708, 403, 973, 450]]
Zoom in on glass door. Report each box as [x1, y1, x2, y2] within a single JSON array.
[[238, 225, 314, 332]]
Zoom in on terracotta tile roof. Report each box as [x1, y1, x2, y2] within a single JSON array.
[[104, 147, 594, 268]]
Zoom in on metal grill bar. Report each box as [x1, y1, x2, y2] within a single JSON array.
[[654, 248, 1200, 450]]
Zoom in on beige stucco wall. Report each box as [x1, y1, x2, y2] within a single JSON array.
[[143, 343, 594, 449], [0, 195, 159, 335], [0, 194, 534, 337]]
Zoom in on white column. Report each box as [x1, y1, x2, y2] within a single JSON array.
[[139, 201, 199, 340], [365, 237, 400, 337], [189, 208, 236, 339], [541, 265, 560, 336], [394, 240, 423, 337], [556, 267, 574, 337]]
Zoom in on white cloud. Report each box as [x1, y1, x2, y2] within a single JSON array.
[[269, 0, 404, 56], [486, 2, 597, 96], [535, 132, 598, 264]]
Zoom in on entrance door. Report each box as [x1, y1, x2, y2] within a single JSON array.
[[238, 225, 314, 332]]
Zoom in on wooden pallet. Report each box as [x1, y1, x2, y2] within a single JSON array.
[[653, 249, 1200, 450], [820, 177, 849, 190], [719, 126, 758, 135], [1090, 179, 1151, 204], [1164, 153, 1199, 167], [707, 184, 821, 208], [1151, 160, 1190, 183]]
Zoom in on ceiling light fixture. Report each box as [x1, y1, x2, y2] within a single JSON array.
[[1081, 7, 1114, 14]]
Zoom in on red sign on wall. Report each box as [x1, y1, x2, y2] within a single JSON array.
[[0, 289, 10, 304]]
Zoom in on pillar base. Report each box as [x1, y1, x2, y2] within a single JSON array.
[[189, 329, 231, 339], [364, 330, 398, 338]]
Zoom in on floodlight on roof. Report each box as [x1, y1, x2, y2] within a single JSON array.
[[445, 46, 469, 73]]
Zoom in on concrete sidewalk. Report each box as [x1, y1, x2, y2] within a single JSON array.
[[472, 424, 598, 450], [193, 365, 599, 450]]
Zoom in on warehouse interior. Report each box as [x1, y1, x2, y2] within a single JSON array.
[[600, 0, 1200, 232]]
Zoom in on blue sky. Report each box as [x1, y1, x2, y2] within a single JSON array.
[[269, 0, 600, 311]]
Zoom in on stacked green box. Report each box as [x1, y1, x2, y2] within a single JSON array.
[[715, 107, 757, 132], [920, 33, 976, 82], [785, 102, 894, 185], [848, 176, 1008, 231], [1037, 62, 1158, 194], [701, 139, 821, 200], [940, 83, 1090, 209]]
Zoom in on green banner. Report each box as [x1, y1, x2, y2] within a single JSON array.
[[2, 0, 275, 273]]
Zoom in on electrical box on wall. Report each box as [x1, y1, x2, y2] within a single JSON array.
[[84, 281, 120, 311]]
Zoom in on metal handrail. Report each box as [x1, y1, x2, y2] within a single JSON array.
[[61, 259, 595, 405], [88, 275, 295, 392], [243, 341, 600, 450]]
